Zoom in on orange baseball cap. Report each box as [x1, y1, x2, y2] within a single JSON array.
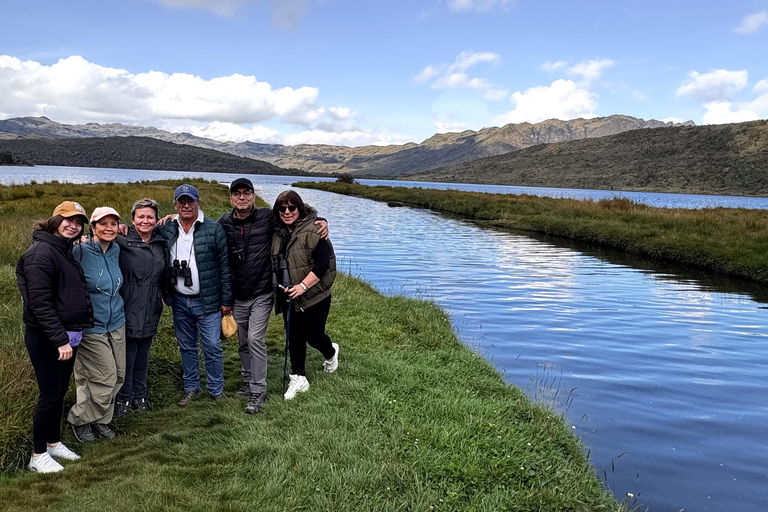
[[52, 201, 88, 222]]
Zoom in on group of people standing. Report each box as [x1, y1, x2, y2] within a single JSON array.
[[16, 179, 338, 473]]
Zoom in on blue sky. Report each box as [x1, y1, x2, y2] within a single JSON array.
[[1, 0, 767, 146]]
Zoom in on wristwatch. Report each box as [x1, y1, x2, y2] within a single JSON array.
[[299, 282, 307, 291]]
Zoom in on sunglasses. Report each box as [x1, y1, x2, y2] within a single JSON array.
[[278, 205, 298, 213]]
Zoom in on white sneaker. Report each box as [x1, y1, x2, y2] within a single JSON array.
[[28, 452, 64, 473], [47, 442, 80, 461], [324, 343, 340, 373], [284, 374, 310, 400]]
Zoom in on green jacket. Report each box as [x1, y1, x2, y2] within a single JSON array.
[[272, 213, 336, 312], [157, 213, 232, 314]]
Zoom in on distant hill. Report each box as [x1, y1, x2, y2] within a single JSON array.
[[406, 120, 768, 197], [0, 136, 309, 175], [0, 115, 690, 175], [0, 152, 31, 166]]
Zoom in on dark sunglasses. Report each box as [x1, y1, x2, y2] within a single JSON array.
[[278, 205, 298, 213]]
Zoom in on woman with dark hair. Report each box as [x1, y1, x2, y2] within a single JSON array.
[[271, 190, 339, 400], [16, 201, 93, 473], [67, 207, 125, 443], [113, 198, 167, 417]]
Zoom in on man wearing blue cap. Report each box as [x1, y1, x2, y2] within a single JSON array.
[[157, 184, 233, 406]]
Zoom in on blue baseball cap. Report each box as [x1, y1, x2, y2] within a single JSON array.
[[174, 184, 200, 201]]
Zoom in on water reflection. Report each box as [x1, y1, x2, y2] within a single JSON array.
[[2, 167, 767, 511]]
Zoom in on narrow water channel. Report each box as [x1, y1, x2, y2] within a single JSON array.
[[3, 167, 767, 511]]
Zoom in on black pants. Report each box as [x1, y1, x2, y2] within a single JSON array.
[[283, 295, 335, 376], [25, 326, 76, 454], [117, 335, 153, 401]]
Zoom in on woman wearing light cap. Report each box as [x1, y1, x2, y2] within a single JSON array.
[[16, 201, 93, 472], [67, 206, 126, 443]]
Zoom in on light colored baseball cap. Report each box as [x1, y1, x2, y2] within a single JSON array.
[[52, 201, 88, 222], [90, 206, 121, 224]]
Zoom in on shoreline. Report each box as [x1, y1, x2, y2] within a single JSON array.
[[0, 180, 619, 511], [297, 181, 768, 284]]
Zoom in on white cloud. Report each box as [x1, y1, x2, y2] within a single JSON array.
[[415, 65, 441, 84], [754, 79, 768, 94], [661, 117, 683, 124], [540, 60, 567, 73], [328, 107, 353, 120], [567, 58, 614, 85], [494, 79, 597, 125], [447, 0, 514, 13], [0, 54, 328, 126], [676, 69, 749, 102], [734, 11, 768, 34], [702, 101, 760, 124], [416, 51, 507, 101], [189, 121, 282, 143]]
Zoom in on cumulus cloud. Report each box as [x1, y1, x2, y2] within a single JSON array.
[[189, 121, 282, 143], [0, 54, 399, 147], [676, 69, 749, 102], [415, 51, 507, 101], [540, 60, 567, 73], [567, 58, 614, 85], [447, 0, 514, 13], [494, 79, 597, 125], [702, 101, 760, 124], [734, 11, 768, 34], [0, 54, 326, 126]]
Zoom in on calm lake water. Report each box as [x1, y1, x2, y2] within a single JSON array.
[[3, 166, 768, 511]]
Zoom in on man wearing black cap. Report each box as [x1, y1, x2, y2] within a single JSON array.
[[218, 178, 326, 415], [157, 184, 233, 407]]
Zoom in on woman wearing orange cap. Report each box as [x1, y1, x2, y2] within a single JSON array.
[[16, 201, 93, 473], [66, 206, 126, 444]]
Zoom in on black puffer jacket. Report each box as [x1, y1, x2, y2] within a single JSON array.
[[116, 227, 167, 338], [218, 206, 274, 300], [16, 231, 94, 347]]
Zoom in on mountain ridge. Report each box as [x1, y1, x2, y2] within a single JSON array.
[[0, 115, 692, 176]]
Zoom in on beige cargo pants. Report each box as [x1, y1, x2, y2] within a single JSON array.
[[67, 326, 126, 426]]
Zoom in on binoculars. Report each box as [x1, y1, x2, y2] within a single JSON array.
[[271, 254, 292, 291], [171, 259, 193, 287]]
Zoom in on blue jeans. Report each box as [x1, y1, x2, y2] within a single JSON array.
[[172, 294, 224, 395]]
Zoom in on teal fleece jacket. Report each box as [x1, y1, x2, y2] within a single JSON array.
[[72, 240, 125, 334]]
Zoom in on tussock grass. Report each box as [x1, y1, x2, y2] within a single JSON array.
[[298, 182, 768, 283], [0, 181, 618, 511]]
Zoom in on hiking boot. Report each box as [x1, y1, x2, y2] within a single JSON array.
[[178, 389, 201, 407], [28, 453, 64, 473], [71, 422, 96, 443], [132, 398, 149, 412], [114, 399, 131, 418], [211, 392, 228, 403], [244, 392, 265, 414], [284, 375, 309, 400], [324, 343, 340, 373], [47, 442, 80, 461], [92, 423, 116, 440], [235, 384, 250, 397]]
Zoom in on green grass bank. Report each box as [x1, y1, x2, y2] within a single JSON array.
[[298, 181, 768, 284], [0, 180, 617, 511]]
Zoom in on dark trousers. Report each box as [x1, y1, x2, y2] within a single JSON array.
[[283, 295, 335, 376], [117, 335, 153, 401], [25, 327, 76, 454]]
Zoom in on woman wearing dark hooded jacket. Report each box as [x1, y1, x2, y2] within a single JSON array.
[[16, 201, 93, 473]]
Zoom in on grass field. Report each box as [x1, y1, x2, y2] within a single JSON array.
[[0, 180, 619, 511], [297, 181, 768, 284]]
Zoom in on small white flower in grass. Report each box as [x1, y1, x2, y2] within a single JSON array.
[[527, 442, 531, 446], [571, 425, 576, 429], [520, 466, 525, 470], [626, 492, 634, 498]]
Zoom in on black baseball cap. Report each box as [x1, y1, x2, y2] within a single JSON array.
[[229, 178, 254, 193]]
